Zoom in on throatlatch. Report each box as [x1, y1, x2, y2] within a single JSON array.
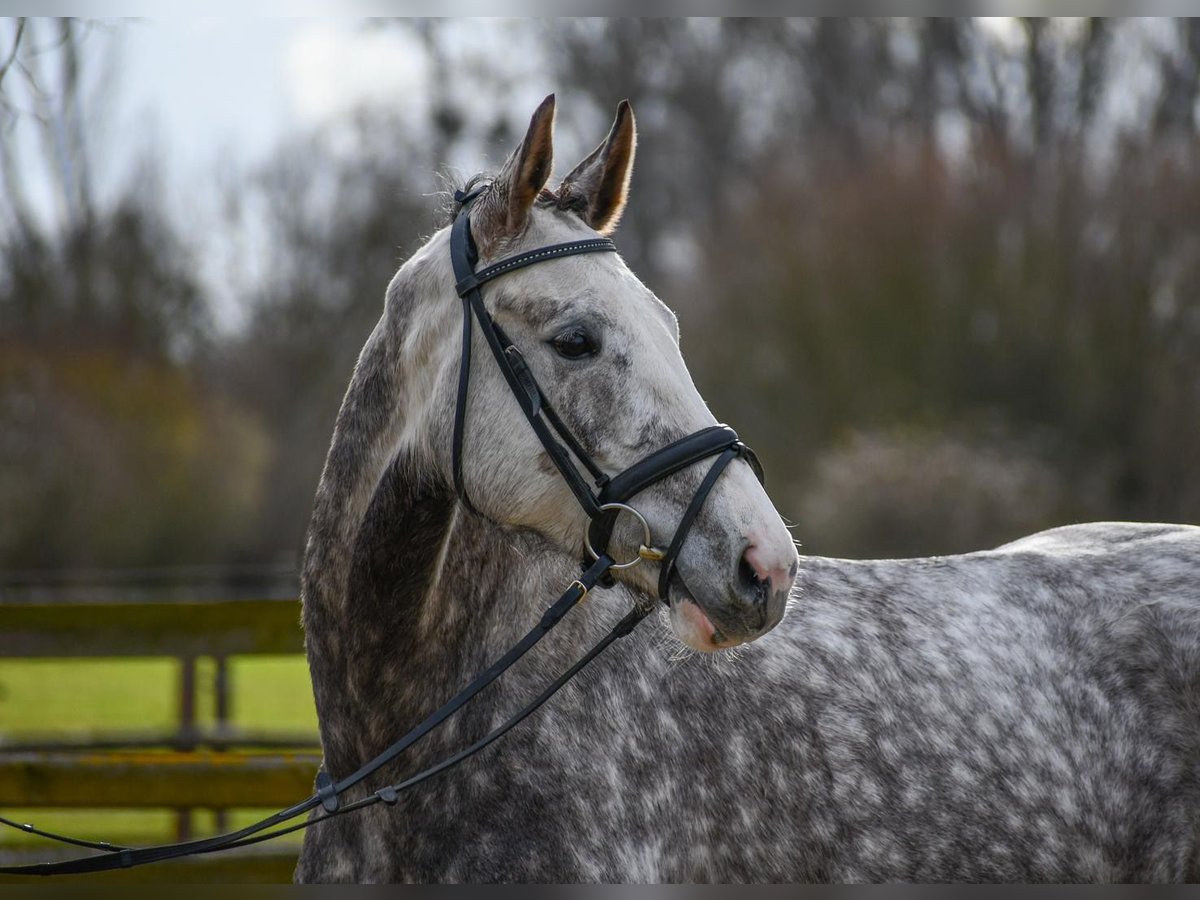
[[0, 182, 764, 877]]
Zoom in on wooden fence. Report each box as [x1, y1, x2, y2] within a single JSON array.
[[0, 599, 319, 883]]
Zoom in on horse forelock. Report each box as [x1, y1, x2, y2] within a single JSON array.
[[439, 172, 594, 237]]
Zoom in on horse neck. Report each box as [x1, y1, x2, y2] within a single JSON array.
[[300, 307, 404, 768], [300, 288, 589, 776]]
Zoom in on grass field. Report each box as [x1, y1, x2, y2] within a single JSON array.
[[0, 655, 317, 847]]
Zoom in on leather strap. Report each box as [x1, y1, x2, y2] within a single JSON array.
[[656, 446, 740, 601], [0, 556, 615, 876], [448, 209, 762, 593], [449, 210, 617, 518], [598, 425, 746, 505], [188, 600, 658, 854], [455, 238, 616, 296], [587, 427, 763, 603]]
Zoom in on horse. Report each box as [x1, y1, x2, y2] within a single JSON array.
[[295, 95, 1200, 883]]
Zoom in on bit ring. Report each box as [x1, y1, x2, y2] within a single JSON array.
[[584, 502, 658, 570]]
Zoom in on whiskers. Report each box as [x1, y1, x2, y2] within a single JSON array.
[[647, 610, 753, 671], [778, 513, 805, 549]]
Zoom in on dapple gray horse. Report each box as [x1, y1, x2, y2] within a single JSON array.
[[296, 96, 1200, 882]]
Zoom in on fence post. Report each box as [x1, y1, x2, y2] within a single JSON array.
[[176, 654, 197, 841], [213, 654, 230, 831]]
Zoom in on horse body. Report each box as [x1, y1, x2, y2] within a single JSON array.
[[295, 96, 1200, 882], [297, 414, 1200, 881]]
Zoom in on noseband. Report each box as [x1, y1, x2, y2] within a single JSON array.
[[0, 184, 766, 876], [449, 183, 763, 602]]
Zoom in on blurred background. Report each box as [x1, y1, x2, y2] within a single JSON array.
[[0, 17, 1199, 879], [4, 17, 1200, 578]]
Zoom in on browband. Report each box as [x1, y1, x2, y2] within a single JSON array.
[[456, 238, 617, 296]]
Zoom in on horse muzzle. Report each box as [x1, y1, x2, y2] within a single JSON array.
[[666, 564, 791, 652]]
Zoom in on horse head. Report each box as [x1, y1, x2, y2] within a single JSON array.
[[392, 95, 797, 651]]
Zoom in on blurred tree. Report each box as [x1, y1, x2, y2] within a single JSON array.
[[0, 21, 265, 572], [1153, 18, 1200, 136], [4, 17, 1200, 569], [798, 426, 1076, 557], [520, 17, 1200, 553], [684, 88, 1200, 553], [0, 191, 269, 570], [0, 18, 103, 238], [212, 111, 443, 562], [0, 342, 268, 569], [1, 169, 208, 360]]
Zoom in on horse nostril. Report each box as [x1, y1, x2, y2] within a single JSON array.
[[738, 547, 768, 601]]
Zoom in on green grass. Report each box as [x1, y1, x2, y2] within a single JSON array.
[[0, 658, 179, 733], [0, 655, 317, 848], [224, 656, 318, 732]]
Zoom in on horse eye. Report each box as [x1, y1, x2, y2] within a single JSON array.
[[550, 329, 597, 360]]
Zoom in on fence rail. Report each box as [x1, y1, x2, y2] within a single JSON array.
[[0, 596, 317, 883], [0, 751, 320, 808], [0, 599, 304, 657], [0, 727, 317, 753]]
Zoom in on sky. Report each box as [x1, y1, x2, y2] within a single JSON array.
[[1, 18, 469, 325], [100, 19, 433, 197], [10, 18, 1034, 211], [12, 16, 1162, 226], [1, 19, 445, 221], [3, 18, 567, 231]]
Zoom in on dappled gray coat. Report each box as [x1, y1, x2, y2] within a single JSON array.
[[295, 316, 1200, 881]]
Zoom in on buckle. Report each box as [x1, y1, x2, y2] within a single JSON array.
[[315, 768, 340, 814], [453, 184, 488, 206]]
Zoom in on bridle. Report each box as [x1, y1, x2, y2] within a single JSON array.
[[0, 183, 764, 876], [448, 183, 762, 599]]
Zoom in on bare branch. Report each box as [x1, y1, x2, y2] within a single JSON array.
[[0, 17, 27, 93]]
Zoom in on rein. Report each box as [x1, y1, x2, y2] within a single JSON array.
[[0, 185, 761, 876]]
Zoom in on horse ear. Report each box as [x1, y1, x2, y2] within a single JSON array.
[[490, 93, 556, 238], [557, 100, 636, 236]]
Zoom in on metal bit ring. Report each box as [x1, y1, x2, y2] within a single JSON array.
[[584, 502, 656, 570]]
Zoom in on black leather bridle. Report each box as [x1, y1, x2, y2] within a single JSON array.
[[448, 183, 762, 600], [0, 184, 763, 876]]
